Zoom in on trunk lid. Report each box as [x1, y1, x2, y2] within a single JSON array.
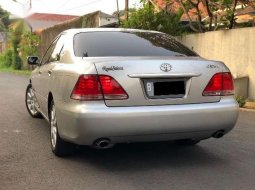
[[91, 57, 223, 107]]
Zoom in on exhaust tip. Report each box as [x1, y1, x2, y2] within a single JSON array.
[[93, 138, 113, 149], [212, 130, 225, 138]]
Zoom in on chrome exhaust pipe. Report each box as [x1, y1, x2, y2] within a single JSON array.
[[93, 138, 113, 149], [212, 130, 225, 138]]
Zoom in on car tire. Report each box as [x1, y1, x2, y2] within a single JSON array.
[[25, 84, 42, 118], [175, 139, 200, 146], [49, 100, 75, 157]]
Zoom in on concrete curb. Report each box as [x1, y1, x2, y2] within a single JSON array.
[[240, 108, 255, 112]]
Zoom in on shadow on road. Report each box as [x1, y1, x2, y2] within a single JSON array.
[[25, 110, 232, 173], [64, 141, 228, 171]]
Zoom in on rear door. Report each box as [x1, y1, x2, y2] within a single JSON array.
[[33, 34, 65, 115], [32, 38, 58, 115]]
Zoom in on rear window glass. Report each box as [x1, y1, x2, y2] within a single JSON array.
[[73, 31, 197, 57]]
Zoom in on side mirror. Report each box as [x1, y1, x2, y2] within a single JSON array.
[[27, 56, 39, 65]]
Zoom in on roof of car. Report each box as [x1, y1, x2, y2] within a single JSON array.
[[62, 28, 162, 35]]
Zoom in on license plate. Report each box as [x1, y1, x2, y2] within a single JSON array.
[[144, 79, 185, 99]]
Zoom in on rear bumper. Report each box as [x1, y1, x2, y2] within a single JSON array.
[[55, 97, 239, 145]]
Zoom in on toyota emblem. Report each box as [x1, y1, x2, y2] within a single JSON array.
[[160, 63, 172, 72]]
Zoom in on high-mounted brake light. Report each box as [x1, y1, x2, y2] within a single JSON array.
[[202, 72, 234, 96], [71, 75, 128, 100]]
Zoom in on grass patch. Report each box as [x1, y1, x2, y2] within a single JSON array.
[[0, 67, 31, 76]]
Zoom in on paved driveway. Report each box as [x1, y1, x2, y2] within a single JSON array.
[[0, 72, 255, 190]]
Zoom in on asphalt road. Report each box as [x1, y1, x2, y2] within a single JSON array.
[[0, 72, 255, 190]]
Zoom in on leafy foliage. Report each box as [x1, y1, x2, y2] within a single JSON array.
[[0, 49, 14, 68], [0, 5, 10, 32], [8, 19, 41, 69], [0, 48, 22, 70], [123, 1, 184, 36], [19, 31, 41, 69], [0, 6, 40, 70], [9, 19, 31, 70], [162, 0, 255, 32], [20, 31, 41, 57], [236, 96, 246, 107], [12, 52, 22, 69]]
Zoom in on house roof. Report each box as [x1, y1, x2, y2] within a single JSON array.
[[25, 13, 79, 32], [235, 5, 255, 23], [237, 6, 255, 16], [26, 13, 78, 22]]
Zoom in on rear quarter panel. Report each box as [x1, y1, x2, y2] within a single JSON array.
[[56, 61, 98, 103]]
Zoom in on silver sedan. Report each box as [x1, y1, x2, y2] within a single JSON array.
[[25, 28, 239, 157]]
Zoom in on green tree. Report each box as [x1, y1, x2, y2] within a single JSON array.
[[123, 1, 184, 36], [165, 0, 254, 32], [0, 49, 14, 68], [9, 20, 26, 70], [20, 31, 41, 56], [0, 5, 10, 32], [19, 31, 41, 69], [8, 19, 40, 70]]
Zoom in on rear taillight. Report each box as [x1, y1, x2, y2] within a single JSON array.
[[71, 75, 103, 100], [71, 75, 128, 100], [203, 72, 234, 96], [99, 75, 128, 100]]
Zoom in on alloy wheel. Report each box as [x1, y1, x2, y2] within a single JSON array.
[[50, 105, 58, 149], [26, 87, 39, 116]]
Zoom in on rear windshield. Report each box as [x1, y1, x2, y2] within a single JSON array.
[[73, 31, 197, 57]]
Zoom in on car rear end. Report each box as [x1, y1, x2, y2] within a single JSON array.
[[55, 29, 239, 147]]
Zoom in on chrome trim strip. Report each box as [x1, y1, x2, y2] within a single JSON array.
[[128, 73, 201, 78]]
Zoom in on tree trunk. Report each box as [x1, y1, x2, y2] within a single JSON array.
[[187, 0, 205, 32], [229, 0, 238, 29], [176, 0, 200, 32], [125, 0, 129, 20], [202, 0, 213, 31]]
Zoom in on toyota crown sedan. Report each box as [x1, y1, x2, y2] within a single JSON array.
[[25, 28, 239, 157]]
